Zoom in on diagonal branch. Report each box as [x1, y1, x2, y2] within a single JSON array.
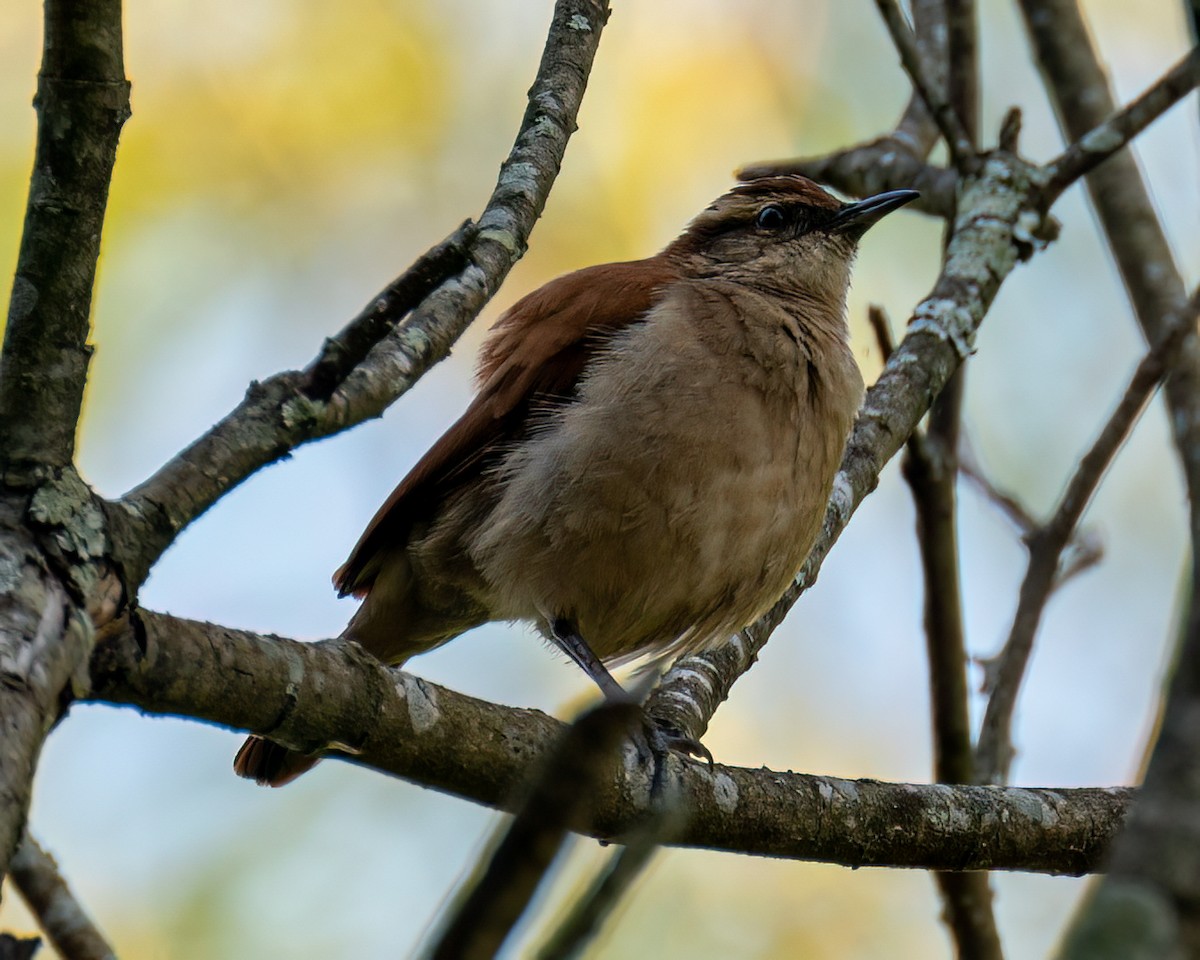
[[85, 609, 1131, 875], [10, 832, 115, 960], [975, 288, 1200, 785], [424, 701, 640, 960], [873, 0, 977, 171], [1042, 47, 1200, 201], [110, 0, 612, 590], [0, 0, 130, 479]]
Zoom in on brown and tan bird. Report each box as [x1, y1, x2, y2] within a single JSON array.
[[235, 175, 917, 785]]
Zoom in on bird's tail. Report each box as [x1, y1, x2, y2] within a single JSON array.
[[233, 735, 320, 787]]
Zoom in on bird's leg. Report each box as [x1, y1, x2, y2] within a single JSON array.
[[548, 618, 714, 774], [549, 617, 630, 703]]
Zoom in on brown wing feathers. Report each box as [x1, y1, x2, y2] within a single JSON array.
[[332, 258, 680, 598]]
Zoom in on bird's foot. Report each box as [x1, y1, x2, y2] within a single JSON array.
[[630, 712, 713, 800], [643, 714, 714, 768]]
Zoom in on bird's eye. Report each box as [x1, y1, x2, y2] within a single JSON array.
[[755, 205, 787, 231]]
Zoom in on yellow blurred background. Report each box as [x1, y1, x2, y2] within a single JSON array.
[[1, 1, 1198, 957]]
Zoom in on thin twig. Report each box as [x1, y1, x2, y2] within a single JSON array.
[[0, 0, 129, 477], [975, 288, 1200, 785], [301, 220, 477, 400], [422, 700, 640, 960], [1042, 47, 1200, 200], [111, 0, 612, 590], [10, 834, 115, 960], [959, 441, 1105, 586], [867, 304, 897, 362], [872, 0, 977, 171]]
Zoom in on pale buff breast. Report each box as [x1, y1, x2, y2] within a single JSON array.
[[466, 281, 864, 665]]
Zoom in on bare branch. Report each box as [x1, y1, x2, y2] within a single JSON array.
[[1016, 0, 1200, 477], [873, 0, 977, 171], [301, 220, 477, 401], [0, 0, 129, 479], [110, 0, 612, 590], [975, 288, 1200, 785], [1042, 47, 1200, 201], [85, 609, 1130, 875], [10, 833, 115, 960]]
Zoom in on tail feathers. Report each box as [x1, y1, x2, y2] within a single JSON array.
[[233, 736, 320, 787]]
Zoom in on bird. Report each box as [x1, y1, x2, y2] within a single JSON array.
[[234, 175, 918, 786]]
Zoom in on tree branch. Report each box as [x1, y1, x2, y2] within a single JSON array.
[[109, 0, 611, 590], [736, 144, 957, 218], [873, 0, 977, 171], [10, 833, 114, 960], [1042, 47, 1200, 201], [907, 6, 1004, 954], [976, 288, 1200, 786], [84, 609, 1130, 875], [0, 515, 97, 877], [0, 0, 129, 479]]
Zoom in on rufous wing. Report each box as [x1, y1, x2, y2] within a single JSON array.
[[332, 257, 680, 598]]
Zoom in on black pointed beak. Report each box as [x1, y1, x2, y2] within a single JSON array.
[[829, 189, 920, 237]]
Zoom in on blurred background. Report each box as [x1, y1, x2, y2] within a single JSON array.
[[1, 1, 1198, 956]]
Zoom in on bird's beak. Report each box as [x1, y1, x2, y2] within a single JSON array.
[[829, 189, 920, 237]]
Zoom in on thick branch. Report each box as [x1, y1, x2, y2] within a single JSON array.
[[110, 0, 611, 589], [0, 0, 129, 478], [0, 511, 96, 877], [85, 610, 1129, 875]]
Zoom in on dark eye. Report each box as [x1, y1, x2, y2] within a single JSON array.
[[755, 204, 787, 231]]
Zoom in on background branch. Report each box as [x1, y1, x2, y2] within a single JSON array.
[[9, 833, 114, 960], [900, 4, 1004, 955], [977, 289, 1200, 785], [1041, 47, 1200, 201], [873, 0, 977, 171]]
